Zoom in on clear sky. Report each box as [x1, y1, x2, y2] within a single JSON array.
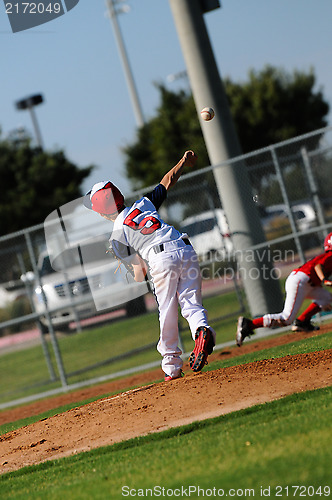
[[1, 0, 332, 197]]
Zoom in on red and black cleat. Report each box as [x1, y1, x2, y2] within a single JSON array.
[[189, 327, 215, 372]]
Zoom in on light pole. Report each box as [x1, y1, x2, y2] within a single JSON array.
[[105, 0, 145, 128], [15, 94, 44, 150]]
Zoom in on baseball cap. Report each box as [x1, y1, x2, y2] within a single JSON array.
[[84, 181, 124, 215], [324, 232, 332, 252]]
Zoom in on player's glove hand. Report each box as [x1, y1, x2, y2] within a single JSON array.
[[107, 242, 135, 279]]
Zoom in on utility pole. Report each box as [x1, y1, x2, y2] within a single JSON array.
[[169, 0, 283, 316], [105, 0, 145, 128]]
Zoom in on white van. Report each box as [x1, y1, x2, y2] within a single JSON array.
[[180, 209, 233, 260]]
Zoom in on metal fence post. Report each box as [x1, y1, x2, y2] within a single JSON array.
[[301, 146, 327, 241], [25, 231, 68, 388], [17, 251, 57, 381], [270, 147, 305, 263], [56, 253, 82, 334]]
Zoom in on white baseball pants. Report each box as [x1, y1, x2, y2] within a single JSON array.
[[149, 240, 214, 378], [263, 270, 332, 327]]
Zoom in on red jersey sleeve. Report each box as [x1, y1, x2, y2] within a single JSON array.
[[296, 252, 332, 285]]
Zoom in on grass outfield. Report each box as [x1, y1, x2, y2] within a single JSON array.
[[0, 387, 331, 499], [0, 286, 325, 406], [0, 291, 244, 405]]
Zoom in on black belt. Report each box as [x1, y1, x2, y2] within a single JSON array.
[[153, 238, 191, 254]]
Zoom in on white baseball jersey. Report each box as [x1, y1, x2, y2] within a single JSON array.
[[110, 184, 215, 378], [111, 185, 183, 261]]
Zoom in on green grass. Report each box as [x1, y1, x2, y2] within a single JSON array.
[[1, 331, 331, 436], [0, 290, 244, 405], [1, 387, 331, 499], [207, 330, 332, 371], [0, 311, 161, 403]]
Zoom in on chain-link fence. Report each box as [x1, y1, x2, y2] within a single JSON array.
[[1, 125, 332, 409]]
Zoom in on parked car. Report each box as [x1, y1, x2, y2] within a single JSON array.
[[180, 209, 233, 260], [262, 203, 317, 232], [0, 280, 27, 307], [25, 237, 148, 330], [180, 203, 317, 261]]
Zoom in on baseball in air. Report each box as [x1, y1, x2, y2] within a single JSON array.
[[200, 107, 215, 121]]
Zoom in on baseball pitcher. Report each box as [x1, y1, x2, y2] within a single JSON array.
[[84, 151, 216, 380]]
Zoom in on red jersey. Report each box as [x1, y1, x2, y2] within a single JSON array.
[[295, 251, 332, 286]]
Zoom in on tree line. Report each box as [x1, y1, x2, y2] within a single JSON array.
[[0, 65, 329, 236]]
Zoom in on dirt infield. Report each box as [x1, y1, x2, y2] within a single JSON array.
[[0, 327, 331, 474]]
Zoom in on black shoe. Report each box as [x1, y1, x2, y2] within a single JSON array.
[[236, 316, 254, 347], [291, 319, 320, 332]]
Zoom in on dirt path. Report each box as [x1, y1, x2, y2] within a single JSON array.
[[0, 326, 331, 475]]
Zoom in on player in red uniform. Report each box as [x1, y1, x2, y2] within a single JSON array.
[[236, 233, 332, 346]]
